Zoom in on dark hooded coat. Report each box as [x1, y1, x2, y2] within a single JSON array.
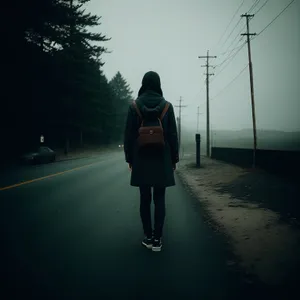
[[124, 71, 179, 187]]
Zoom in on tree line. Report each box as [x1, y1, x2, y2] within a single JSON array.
[[1, 0, 133, 160]]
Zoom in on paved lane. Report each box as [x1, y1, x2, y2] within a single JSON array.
[[0, 151, 119, 190], [0, 151, 256, 299]]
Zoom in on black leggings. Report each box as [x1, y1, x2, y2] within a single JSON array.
[[139, 186, 166, 239]]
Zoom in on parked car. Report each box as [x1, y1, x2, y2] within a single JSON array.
[[20, 146, 56, 164]]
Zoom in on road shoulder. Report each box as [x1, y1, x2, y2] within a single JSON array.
[[176, 153, 300, 290]]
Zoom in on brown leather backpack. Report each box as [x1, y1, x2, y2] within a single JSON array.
[[133, 100, 170, 149]]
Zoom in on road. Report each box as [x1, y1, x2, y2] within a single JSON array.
[[0, 150, 265, 300]]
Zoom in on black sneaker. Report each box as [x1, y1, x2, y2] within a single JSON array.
[[152, 238, 162, 252], [141, 236, 153, 249]]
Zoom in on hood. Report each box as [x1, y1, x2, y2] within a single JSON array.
[[136, 91, 166, 120], [138, 90, 164, 107], [138, 71, 163, 97]]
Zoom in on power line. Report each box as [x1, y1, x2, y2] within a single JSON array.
[[211, 64, 249, 100], [215, 41, 244, 68], [212, 41, 247, 82], [215, 0, 257, 58], [253, 0, 270, 15], [215, 23, 247, 68], [219, 39, 245, 56], [248, 0, 261, 13], [215, 0, 245, 49], [218, 18, 243, 52], [221, 23, 246, 55], [256, 0, 295, 36], [213, 33, 255, 82]]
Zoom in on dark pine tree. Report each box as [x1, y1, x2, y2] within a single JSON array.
[[109, 72, 134, 142]]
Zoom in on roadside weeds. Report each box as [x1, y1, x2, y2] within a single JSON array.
[[55, 145, 119, 162]]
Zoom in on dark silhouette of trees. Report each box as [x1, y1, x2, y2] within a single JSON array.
[[1, 0, 133, 161]]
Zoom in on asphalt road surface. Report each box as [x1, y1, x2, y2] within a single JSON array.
[[0, 150, 269, 300]]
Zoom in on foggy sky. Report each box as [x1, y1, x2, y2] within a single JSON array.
[[86, 0, 300, 132]]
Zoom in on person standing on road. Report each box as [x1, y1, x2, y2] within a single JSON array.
[[124, 71, 179, 252]]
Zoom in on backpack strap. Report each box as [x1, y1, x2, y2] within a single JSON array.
[[132, 100, 143, 119], [133, 100, 169, 121], [160, 102, 170, 120]]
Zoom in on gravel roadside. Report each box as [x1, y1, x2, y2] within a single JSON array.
[[176, 153, 300, 292]]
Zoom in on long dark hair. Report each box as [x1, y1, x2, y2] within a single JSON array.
[[138, 71, 163, 97]]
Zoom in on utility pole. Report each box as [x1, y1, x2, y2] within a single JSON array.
[[175, 96, 187, 153], [198, 51, 217, 157], [197, 106, 200, 133], [241, 14, 257, 168], [196, 106, 203, 133]]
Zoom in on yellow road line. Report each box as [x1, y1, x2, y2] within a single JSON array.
[[0, 162, 97, 191]]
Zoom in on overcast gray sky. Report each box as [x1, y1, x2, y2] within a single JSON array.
[[86, 0, 300, 132]]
